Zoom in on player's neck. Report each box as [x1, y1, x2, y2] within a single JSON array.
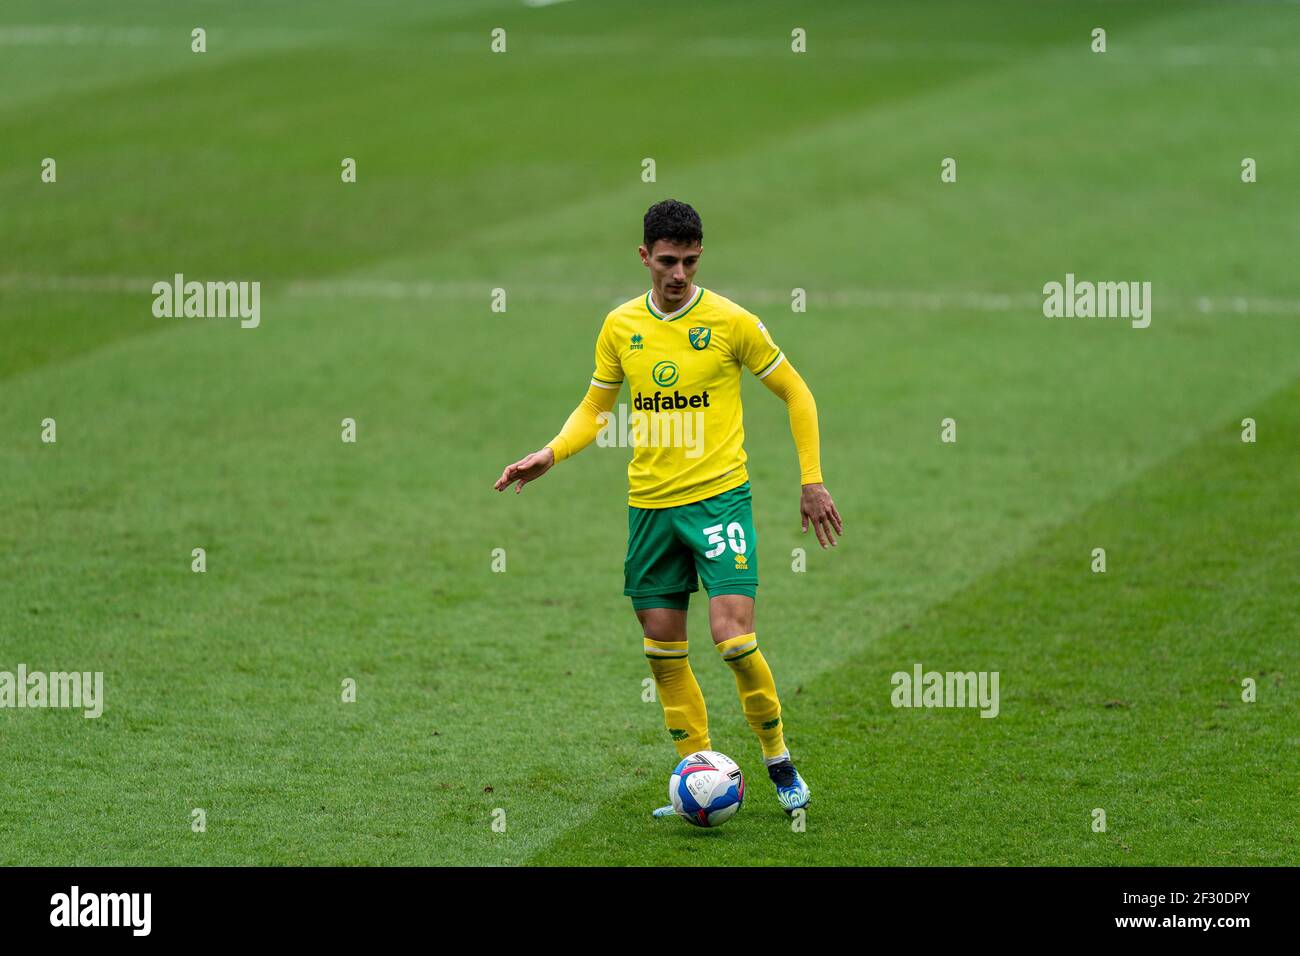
[[650, 283, 698, 318]]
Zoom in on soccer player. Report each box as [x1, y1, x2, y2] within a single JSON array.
[[493, 199, 841, 814]]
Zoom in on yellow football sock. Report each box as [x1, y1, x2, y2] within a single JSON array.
[[644, 637, 711, 757], [716, 633, 788, 762]]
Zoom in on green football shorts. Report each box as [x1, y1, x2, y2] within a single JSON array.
[[625, 481, 758, 609]]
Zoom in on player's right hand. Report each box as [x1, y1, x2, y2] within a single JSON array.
[[493, 447, 556, 494]]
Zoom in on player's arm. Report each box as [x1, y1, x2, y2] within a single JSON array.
[[491, 382, 618, 494], [758, 359, 842, 548], [736, 311, 843, 548], [547, 380, 620, 463], [493, 318, 622, 495]]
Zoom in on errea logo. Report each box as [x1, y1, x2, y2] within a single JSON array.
[[630, 333, 644, 350]]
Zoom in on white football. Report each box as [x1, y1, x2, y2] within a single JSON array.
[[668, 750, 745, 827]]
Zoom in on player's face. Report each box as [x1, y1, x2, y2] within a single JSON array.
[[640, 240, 702, 308]]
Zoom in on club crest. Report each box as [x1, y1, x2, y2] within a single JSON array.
[[689, 327, 711, 350]]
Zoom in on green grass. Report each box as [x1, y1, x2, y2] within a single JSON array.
[[1, 0, 1297, 866]]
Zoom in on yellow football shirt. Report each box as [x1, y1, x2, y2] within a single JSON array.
[[589, 285, 785, 508]]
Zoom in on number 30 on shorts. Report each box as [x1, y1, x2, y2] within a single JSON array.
[[702, 522, 747, 559]]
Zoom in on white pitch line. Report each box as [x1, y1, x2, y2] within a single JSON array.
[[0, 25, 165, 47], [3, 273, 1299, 317], [1, 25, 1298, 68]]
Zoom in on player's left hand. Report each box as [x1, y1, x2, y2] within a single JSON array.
[[800, 482, 842, 549]]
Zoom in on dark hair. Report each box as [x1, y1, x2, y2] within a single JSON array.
[[643, 199, 703, 252]]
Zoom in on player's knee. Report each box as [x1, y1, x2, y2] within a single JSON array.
[[708, 597, 754, 642], [637, 608, 687, 643], [710, 618, 750, 643], [644, 622, 688, 643]]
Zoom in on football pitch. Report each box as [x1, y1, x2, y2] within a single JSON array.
[[1, 0, 1298, 866]]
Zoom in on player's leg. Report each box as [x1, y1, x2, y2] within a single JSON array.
[[634, 597, 711, 758], [708, 594, 786, 764], [679, 482, 811, 812], [625, 504, 708, 759], [709, 593, 810, 812], [635, 600, 704, 819]]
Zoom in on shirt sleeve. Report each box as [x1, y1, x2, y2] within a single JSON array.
[[759, 359, 823, 484], [591, 314, 624, 389], [546, 381, 620, 463], [732, 310, 785, 380], [547, 315, 623, 463]]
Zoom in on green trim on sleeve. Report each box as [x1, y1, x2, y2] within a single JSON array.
[[754, 350, 783, 376]]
